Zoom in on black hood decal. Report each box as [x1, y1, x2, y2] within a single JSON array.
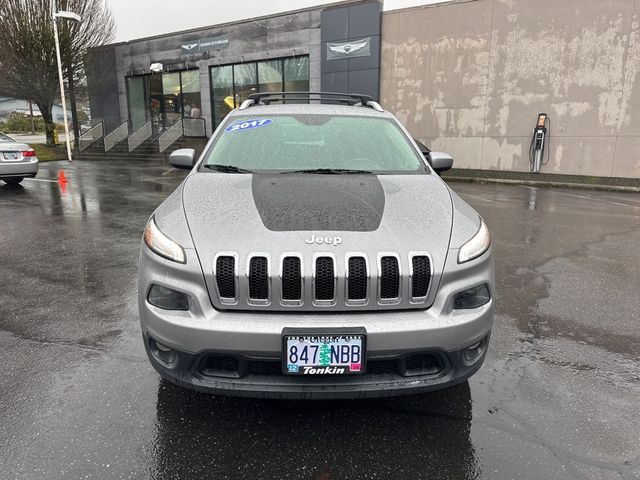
[[251, 174, 385, 231]]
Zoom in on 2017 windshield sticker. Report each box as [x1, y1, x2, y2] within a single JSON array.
[[225, 118, 272, 133]]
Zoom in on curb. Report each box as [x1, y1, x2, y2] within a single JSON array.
[[443, 176, 640, 193]]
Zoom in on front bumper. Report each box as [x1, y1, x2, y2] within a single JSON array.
[[144, 331, 490, 399], [138, 243, 494, 398], [0, 158, 39, 177]]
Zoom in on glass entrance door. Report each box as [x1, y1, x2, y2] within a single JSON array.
[[148, 73, 164, 134], [162, 72, 182, 128], [125, 70, 203, 136]]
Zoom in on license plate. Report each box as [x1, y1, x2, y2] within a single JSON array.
[[2, 152, 18, 161], [283, 331, 365, 375]]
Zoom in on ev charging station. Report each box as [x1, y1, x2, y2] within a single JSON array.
[[529, 113, 549, 173]]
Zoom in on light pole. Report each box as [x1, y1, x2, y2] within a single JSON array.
[[52, 5, 81, 162]]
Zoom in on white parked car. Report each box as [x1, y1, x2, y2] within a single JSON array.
[[0, 132, 39, 185]]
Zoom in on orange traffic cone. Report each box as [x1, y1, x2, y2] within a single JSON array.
[[57, 170, 68, 184]]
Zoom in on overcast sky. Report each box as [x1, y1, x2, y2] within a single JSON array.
[[107, 0, 445, 42]]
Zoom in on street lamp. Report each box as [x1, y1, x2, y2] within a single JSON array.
[[52, 6, 81, 162]]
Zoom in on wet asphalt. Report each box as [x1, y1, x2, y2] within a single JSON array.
[[0, 160, 639, 480]]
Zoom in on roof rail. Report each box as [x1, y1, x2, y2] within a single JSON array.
[[240, 92, 384, 112]]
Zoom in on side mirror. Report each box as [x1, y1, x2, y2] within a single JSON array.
[[427, 151, 453, 174], [169, 148, 196, 170]]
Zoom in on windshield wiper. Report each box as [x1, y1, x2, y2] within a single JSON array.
[[204, 164, 254, 173], [279, 168, 373, 174]]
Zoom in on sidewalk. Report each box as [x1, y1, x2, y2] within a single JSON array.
[[441, 169, 640, 193], [7, 133, 72, 144]]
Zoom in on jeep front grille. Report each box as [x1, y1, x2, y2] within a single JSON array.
[[248, 256, 269, 300], [211, 252, 432, 311], [411, 255, 431, 298], [347, 256, 367, 301], [215, 255, 236, 300], [379, 256, 400, 300], [314, 256, 335, 301], [281, 256, 302, 301]]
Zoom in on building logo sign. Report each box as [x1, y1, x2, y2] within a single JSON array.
[[181, 34, 229, 55], [326, 37, 371, 60]]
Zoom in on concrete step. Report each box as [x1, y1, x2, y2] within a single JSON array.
[[74, 135, 209, 161]]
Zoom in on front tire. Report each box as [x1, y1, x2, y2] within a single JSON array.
[[2, 177, 23, 185]]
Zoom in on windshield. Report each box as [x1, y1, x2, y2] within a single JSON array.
[[0, 132, 14, 143], [203, 114, 427, 174]]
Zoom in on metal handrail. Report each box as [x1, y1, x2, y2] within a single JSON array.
[[78, 122, 104, 152], [182, 117, 206, 137], [104, 121, 129, 152], [128, 121, 152, 152], [159, 119, 183, 152]]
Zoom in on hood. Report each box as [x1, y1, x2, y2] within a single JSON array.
[[181, 172, 454, 310], [182, 172, 453, 255], [182, 172, 453, 310]]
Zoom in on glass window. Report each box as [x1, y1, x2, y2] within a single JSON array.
[[126, 76, 147, 131], [258, 60, 283, 93], [162, 72, 182, 126], [204, 115, 426, 174], [148, 73, 162, 96], [211, 65, 234, 128], [209, 56, 310, 129], [233, 63, 258, 106], [181, 70, 201, 118], [147, 73, 164, 133], [283, 57, 309, 94]]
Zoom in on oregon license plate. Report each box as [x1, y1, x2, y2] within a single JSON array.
[[283, 333, 365, 375]]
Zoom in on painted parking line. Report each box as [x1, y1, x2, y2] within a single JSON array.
[[24, 178, 59, 183], [555, 189, 640, 209], [609, 201, 640, 209]]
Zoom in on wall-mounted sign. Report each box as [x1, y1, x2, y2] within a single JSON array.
[[326, 37, 371, 60], [181, 34, 229, 55]]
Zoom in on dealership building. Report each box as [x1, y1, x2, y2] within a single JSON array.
[[86, 0, 640, 178]]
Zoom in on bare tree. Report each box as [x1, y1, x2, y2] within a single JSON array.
[[0, 0, 114, 145]]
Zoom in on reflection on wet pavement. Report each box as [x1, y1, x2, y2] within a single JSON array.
[[0, 160, 638, 479], [153, 380, 478, 479]]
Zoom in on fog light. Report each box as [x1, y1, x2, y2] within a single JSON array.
[[453, 284, 491, 309], [155, 341, 171, 352], [463, 338, 486, 364], [149, 337, 176, 364], [147, 284, 189, 311]]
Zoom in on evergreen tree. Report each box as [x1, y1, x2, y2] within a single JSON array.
[[318, 343, 331, 366]]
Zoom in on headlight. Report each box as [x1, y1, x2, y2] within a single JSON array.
[[143, 216, 186, 264], [458, 219, 491, 263]]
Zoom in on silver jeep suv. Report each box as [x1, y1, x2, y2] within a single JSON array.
[[138, 92, 494, 399]]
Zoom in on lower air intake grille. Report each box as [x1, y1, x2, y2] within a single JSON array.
[[348, 257, 367, 300], [216, 256, 236, 299], [249, 257, 269, 300], [197, 354, 445, 378], [380, 256, 400, 299], [282, 257, 302, 301], [199, 355, 241, 378], [315, 257, 335, 301], [402, 353, 443, 377], [411, 256, 431, 298]]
